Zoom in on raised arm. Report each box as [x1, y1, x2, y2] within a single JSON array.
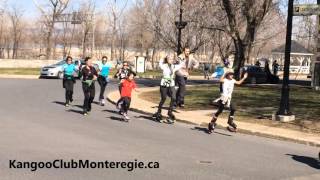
[[159, 58, 165, 70], [220, 73, 226, 83], [235, 73, 248, 85]]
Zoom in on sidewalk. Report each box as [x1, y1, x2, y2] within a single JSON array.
[[107, 87, 320, 147]]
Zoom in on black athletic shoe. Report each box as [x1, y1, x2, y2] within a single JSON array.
[[167, 112, 176, 124], [208, 122, 216, 134], [227, 116, 237, 131], [152, 112, 163, 122]]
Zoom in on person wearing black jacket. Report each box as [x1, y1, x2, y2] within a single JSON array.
[[81, 57, 98, 116]]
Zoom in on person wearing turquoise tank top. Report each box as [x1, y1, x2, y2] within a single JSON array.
[[97, 56, 112, 106], [62, 56, 78, 107]]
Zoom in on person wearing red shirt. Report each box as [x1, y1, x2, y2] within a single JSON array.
[[118, 72, 138, 121]]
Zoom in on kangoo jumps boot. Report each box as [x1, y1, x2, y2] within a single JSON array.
[[227, 116, 237, 132]]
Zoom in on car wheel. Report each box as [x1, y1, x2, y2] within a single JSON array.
[[250, 77, 257, 84], [58, 72, 64, 79]]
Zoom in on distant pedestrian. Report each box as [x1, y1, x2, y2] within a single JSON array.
[[208, 70, 248, 134], [62, 56, 78, 107], [81, 57, 98, 116], [203, 62, 211, 80], [117, 72, 138, 122], [97, 56, 112, 106], [272, 60, 279, 76], [153, 54, 182, 123], [255, 60, 261, 67]]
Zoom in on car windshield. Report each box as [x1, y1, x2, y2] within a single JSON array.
[[54, 60, 66, 66]]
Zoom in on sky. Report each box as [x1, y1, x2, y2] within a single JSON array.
[[6, 0, 133, 18]]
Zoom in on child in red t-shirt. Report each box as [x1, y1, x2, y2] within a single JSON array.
[[118, 72, 138, 121]]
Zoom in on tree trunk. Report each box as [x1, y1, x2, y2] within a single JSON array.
[[151, 46, 157, 69], [46, 23, 54, 59]]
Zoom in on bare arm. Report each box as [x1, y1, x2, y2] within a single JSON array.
[[219, 73, 226, 83], [235, 73, 248, 85]]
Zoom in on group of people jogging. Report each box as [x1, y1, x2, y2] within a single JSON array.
[[61, 56, 138, 120], [61, 46, 248, 133]]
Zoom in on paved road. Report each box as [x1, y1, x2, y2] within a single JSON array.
[[0, 78, 319, 180]]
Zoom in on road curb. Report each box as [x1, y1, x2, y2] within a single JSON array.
[[107, 88, 320, 147], [0, 74, 40, 79]]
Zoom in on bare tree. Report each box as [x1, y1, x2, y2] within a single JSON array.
[[78, 0, 95, 57], [106, 0, 128, 61], [8, 6, 24, 59], [33, 0, 70, 59], [220, 0, 274, 75]]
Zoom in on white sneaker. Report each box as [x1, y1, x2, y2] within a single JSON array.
[[123, 113, 130, 120], [101, 99, 105, 106]]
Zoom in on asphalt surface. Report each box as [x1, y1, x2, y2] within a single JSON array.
[[0, 78, 319, 180]]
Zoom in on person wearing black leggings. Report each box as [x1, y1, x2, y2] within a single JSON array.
[[62, 56, 77, 107], [153, 54, 182, 123], [208, 71, 248, 133], [81, 57, 98, 116]]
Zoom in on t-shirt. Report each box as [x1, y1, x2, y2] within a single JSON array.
[[222, 79, 236, 98], [63, 64, 77, 77], [98, 62, 112, 77], [121, 79, 137, 97]]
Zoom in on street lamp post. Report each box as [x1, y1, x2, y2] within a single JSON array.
[[275, 0, 295, 121], [175, 0, 187, 55], [314, 0, 320, 90]]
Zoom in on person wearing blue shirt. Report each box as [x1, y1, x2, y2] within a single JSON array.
[[62, 56, 78, 107], [97, 56, 112, 106]]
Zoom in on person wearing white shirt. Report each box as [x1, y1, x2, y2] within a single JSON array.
[[208, 71, 248, 134], [153, 54, 182, 123]]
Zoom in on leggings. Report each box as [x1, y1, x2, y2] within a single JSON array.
[[214, 100, 236, 118], [63, 79, 74, 104], [98, 75, 108, 100], [82, 82, 95, 112], [119, 97, 131, 113], [157, 86, 176, 114]]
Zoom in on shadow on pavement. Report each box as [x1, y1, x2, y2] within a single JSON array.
[[92, 101, 100, 105], [108, 116, 126, 122], [102, 109, 120, 114], [286, 154, 320, 169], [191, 127, 232, 136], [135, 115, 160, 123], [73, 105, 83, 109], [67, 109, 84, 115], [52, 101, 65, 106]]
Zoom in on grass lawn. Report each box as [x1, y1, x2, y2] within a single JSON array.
[[0, 68, 40, 75], [140, 85, 320, 133]]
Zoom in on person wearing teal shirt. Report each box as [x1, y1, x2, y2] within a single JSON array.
[[63, 56, 78, 107], [97, 56, 112, 106]]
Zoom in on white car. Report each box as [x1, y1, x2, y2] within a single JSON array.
[[40, 60, 82, 79]]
